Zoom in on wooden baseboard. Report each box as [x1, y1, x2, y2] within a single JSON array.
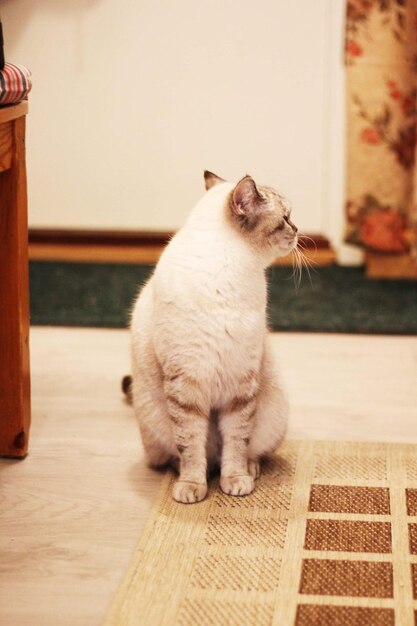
[[366, 252, 417, 279], [28, 229, 335, 266], [28, 228, 172, 247]]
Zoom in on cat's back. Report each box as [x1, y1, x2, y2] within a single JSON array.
[[153, 183, 262, 300], [155, 184, 233, 277], [147, 188, 266, 371], [130, 189, 227, 322]]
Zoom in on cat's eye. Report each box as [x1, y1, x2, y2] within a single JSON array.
[[271, 221, 285, 235]]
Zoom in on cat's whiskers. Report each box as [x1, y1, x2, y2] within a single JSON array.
[[297, 234, 318, 263], [296, 247, 305, 289], [295, 239, 317, 288], [289, 246, 303, 292], [299, 234, 318, 253], [288, 255, 296, 290]]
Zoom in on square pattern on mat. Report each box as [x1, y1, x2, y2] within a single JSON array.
[[104, 441, 417, 626]]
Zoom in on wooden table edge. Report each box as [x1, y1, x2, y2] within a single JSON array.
[[0, 100, 29, 124]]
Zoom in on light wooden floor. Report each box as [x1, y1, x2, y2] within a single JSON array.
[[1, 328, 417, 626]]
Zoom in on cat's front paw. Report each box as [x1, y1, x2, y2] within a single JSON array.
[[173, 480, 208, 504], [220, 475, 255, 496]]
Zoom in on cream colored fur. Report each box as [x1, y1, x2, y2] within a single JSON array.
[[130, 173, 297, 503]]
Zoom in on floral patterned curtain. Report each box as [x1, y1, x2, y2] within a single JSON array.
[[345, 0, 417, 262]]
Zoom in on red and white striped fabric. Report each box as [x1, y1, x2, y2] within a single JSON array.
[[0, 62, 32, 105]]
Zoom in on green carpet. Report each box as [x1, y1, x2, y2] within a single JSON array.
[[29, 261, 417, 334]]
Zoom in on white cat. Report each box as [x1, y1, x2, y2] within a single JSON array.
[[126, 171, 298, 503]]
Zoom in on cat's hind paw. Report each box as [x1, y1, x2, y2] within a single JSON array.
[[172, 480, 208, 504], [220, 475, 255, 496], [248, 460, 261, 480]]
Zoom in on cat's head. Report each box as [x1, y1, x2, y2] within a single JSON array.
[[204, 171, 298, 263]]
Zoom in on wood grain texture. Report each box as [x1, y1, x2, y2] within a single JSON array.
[[28, 229, 335, 265], [366, 252, 417, 279], [0, 121, 13, 172], [28, 229, 330, 249], [28, 242, 167, 264], [0, 114, 31, 457], [28, 242, 335, 266], [28, 228, 173, 246], [0, 101, 28, 125], [1, 328, 417, 626]]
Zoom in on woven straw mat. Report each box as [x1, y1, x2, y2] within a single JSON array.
[[103, 440, 417, 626]]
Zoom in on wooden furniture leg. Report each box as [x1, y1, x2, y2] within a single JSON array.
[[0, 103, 30, 457]]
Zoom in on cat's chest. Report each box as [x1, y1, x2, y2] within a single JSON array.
[[155, 257, 266, 355], [210, 301, 265, 367], [203, 285, 266, 348], [210, 314, 264, 406], [207, 268, 266, 313]]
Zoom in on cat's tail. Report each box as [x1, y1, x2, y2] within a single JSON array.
[[121, 375, 133, 403]]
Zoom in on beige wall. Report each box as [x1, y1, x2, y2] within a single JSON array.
[[2, 0, 346, 243]]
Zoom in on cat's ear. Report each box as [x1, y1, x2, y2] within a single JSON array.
[[204, 170, 226, 190], [231, 176, 264, 222]]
